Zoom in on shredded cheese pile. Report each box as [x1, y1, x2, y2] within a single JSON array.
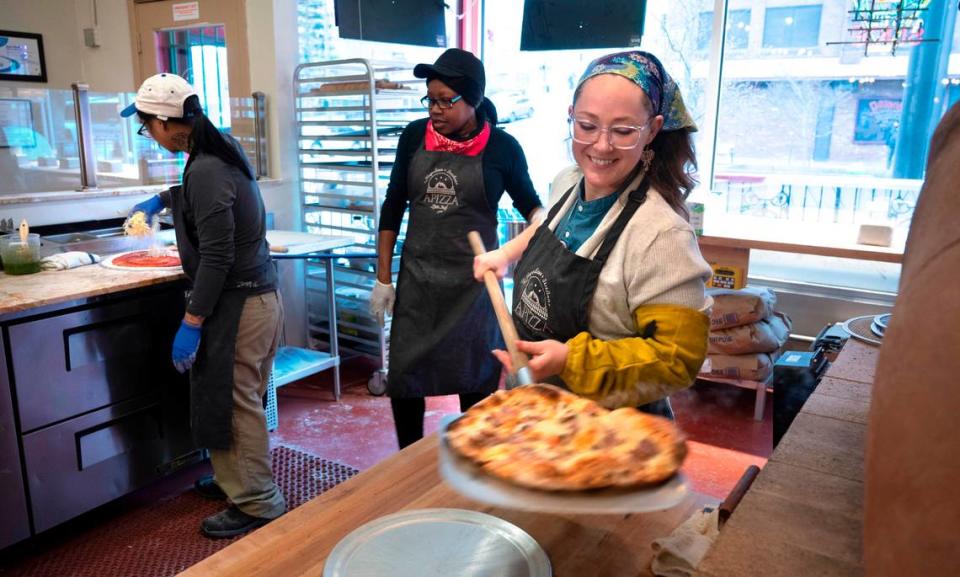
[[124, 211, 152, 237]]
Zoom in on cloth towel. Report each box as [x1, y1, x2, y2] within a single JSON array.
[[40, 251, 101, 271], [651, 506, 721, 577]]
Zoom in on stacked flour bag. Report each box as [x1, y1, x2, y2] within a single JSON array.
[[704, 287, 792, 381]]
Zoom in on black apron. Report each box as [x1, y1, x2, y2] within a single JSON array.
[[170, 184, 247, 449], [189, 289, 246, 449], [386, 131, 503, 398], [512, 178, 675, 418]]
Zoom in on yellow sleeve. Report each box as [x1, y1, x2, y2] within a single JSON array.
[[558, 304, 709, 408]]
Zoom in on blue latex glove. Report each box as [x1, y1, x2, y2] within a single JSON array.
[[130, 194, 165, 219], [172, 320, 202, 374]]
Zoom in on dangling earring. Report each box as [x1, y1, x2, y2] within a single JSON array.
[[639, 147, 655, 177]]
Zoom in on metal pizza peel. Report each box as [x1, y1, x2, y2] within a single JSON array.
[[468, 231, 533, 388]]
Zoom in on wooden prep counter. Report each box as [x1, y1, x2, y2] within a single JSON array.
[[178, 434, 714, 577], [695, 339, 878, 577]]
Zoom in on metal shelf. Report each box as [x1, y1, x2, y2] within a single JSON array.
[[296, 58, 420, 373], [273, 346, 338, 387], [299, 148, 399, 157], [298, 160, 395, 171], [301, 177, 376, 187]]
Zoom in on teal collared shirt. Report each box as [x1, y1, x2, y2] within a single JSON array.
[[554, 180, 620, 253]]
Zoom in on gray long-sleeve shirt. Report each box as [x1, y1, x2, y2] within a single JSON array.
[[161, 136, 275, 317]]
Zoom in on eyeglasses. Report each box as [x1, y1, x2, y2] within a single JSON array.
[[136, 122, 151, 138], [421, 95, 463, 110], [568, 116, 651, 150]]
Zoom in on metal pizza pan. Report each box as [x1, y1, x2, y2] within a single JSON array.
[[323, 508, 551, 577]]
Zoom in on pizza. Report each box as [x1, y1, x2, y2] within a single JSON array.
[[111, 250, 181, 268], [445, 383, 687, 491]]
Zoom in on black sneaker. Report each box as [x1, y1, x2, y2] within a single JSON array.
[[194, 474, 227, 500], [201, 507, 274, 539]]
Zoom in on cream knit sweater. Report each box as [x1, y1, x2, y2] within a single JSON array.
[[546, 165, 712, 341]]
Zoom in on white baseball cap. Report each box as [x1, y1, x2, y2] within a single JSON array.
[[120, 73, 198, 121]]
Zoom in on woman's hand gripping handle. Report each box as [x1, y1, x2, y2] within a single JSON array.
[[468, 231, 532, 387]]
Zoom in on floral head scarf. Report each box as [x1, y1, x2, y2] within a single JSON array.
[[576, 50, 697, 132]]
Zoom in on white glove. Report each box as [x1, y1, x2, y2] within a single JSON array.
[[369, 280, 396, 326]]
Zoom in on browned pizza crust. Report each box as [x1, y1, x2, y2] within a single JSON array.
[[445, 383, 687, 491]]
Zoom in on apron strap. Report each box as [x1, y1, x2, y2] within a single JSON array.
[[545, 183, 578, 225], [592, 180, 650, 265]]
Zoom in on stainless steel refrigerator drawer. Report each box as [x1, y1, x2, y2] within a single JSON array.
[[7, 292, 182, 432], [22, 392, 195, 533], [0, 331, 30, 549]]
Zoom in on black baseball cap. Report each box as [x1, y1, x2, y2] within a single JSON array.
[[413, 48, 486, 96]]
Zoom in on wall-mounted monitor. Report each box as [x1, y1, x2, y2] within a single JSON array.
[[0, 31, 47, 83], [520, 1, 646, 51], [335, 0, 447, 48]]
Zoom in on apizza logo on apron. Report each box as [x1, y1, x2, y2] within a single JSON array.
[[423, 168, 460, 214], [515, 268, 554, 336]]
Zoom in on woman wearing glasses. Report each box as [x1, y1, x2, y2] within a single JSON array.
[[473, 51, 711, 418], [370, 48, 542, 448], [123, 73, 284, 537]]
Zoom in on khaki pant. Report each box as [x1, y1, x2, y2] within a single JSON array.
[[209, 290, 286, 519]]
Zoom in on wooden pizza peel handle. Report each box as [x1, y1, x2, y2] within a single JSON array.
[[468, 231, 532, 386], [718, 464, 761, 528]]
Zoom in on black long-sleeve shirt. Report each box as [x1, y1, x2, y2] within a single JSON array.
[[161, 136, 275, 317], [378, 118, 542, 232]]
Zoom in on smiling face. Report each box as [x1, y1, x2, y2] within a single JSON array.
[[427, 79, 477, 137], [570, 74, 664, 199]]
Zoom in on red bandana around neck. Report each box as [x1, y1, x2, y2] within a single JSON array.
[[425, 120, 491, 156]]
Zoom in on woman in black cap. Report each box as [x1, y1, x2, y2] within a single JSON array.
[[369, 48, 543, 448]]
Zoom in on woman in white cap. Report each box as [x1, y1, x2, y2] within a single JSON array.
[[369, 49, 543, 448], [474, 51, 712, 418], [122, 73, 284, 538]]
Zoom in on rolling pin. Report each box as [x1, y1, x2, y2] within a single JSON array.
[[468, 231, 532, 387]]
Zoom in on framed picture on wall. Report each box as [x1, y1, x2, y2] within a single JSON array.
[[0, 30, 48, 83]]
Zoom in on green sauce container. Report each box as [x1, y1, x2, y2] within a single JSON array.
[[1, 233, 41, 275]]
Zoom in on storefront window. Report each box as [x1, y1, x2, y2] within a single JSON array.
[[711, 0, 958, 292]]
